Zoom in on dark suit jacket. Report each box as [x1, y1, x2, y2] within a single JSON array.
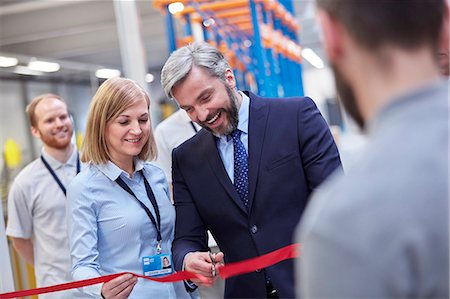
[[172, 92, 341, 298]]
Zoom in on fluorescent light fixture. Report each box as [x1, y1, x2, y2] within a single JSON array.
[[95, 68, 121, 79], [168, 2, 184, 14], [203, 18, 215, 27], [14, 66, 43, 76], [28, 60, 60, 72], [145, 73, 154, 83], [0, 56, 18, 67], [301, 48, 324, 69]]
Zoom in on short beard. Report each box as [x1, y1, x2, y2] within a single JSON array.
[[39, 128, 73, 150], [202, 84, 239, 137], [332, 65, 366, 130], [224, 85, 239, 134]]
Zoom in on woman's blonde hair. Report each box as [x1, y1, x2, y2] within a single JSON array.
[[81, 77, 157, 164]]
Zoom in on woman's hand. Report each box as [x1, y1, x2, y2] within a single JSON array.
[[101, 273, 138, 299]]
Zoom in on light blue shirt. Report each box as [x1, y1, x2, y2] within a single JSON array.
[[67, 159, 191, 299], [216, 91, 249, 183]]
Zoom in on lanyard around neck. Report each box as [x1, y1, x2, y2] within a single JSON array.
[[115, 170, 162, 251], [40, 153, 81, 196]]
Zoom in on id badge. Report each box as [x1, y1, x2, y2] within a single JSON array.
[[142, 253, 173, 277]]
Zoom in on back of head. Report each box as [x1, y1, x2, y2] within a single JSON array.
[[316, 0, 445, 52], [82, 77, 156, 164], [160, 42, 231, 100], [26, 93, 65, 127]]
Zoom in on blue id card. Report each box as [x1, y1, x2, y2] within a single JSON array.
[[142, 253, 173, 277]]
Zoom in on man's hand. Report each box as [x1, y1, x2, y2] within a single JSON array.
[[184, 251, 224, 287], [101, 273, 138, 299]]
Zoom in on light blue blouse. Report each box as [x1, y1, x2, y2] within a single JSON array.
[[67, 159, 191, 299]]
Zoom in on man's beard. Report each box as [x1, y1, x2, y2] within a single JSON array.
[[332, 65, 365, 130], [200, 84, 239, 137], [39, 128, 73, 150]]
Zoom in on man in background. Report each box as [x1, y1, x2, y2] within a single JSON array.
[[297, 1, 449, 298], [6, 93, 83, 298], [154, 109, 200, 193]]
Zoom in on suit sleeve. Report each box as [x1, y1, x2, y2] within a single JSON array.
[[171, 148, 209, 272], [297, 97, 342, 191]]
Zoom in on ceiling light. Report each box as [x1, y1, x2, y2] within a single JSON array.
[[168, 2, 184, 14], [28, 60, 60, 72], [145, 73, 154, 83], [14, 66, 43, 76], [95, 68, 121, 79], [203, 18, 215, 27], [301, 48, 324, 69], [0, 56, 18, 67]]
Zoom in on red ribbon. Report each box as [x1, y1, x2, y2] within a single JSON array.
[[219, 243, 299, 279], [0, 243, 299, 299]]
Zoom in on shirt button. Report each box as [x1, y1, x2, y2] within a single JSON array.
[[251, 225, 258, 234]]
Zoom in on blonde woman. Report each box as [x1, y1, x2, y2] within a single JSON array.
[[67, 77, 192, 299]]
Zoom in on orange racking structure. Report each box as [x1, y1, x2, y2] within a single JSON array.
[[153, 0, 304, 97]]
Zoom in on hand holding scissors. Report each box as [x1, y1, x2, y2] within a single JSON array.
[[184, 251, 224, 286]]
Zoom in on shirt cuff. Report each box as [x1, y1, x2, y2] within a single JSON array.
[[182, 252, 198, 291], [73, 267, 103, 298]]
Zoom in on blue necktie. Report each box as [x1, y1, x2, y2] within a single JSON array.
[[231, 129, 249, 207]]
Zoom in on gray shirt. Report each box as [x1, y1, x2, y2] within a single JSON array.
[[297, 81, 449, 298]]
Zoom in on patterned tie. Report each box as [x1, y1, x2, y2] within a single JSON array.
[[231, 129, 249, 207]]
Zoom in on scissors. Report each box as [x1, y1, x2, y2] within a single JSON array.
[[209, 251, 217, 277]]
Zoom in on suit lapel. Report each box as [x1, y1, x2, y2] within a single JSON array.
[[202, 131, 248, 214], [247, 93, 269, 211]]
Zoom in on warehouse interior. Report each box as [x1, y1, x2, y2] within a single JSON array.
[[0, 0, 369, 296]]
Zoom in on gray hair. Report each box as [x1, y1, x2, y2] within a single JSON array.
[[160, 42, 231, 99]]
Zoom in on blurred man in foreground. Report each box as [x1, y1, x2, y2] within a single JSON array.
[[297, 0, 449, 298]]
